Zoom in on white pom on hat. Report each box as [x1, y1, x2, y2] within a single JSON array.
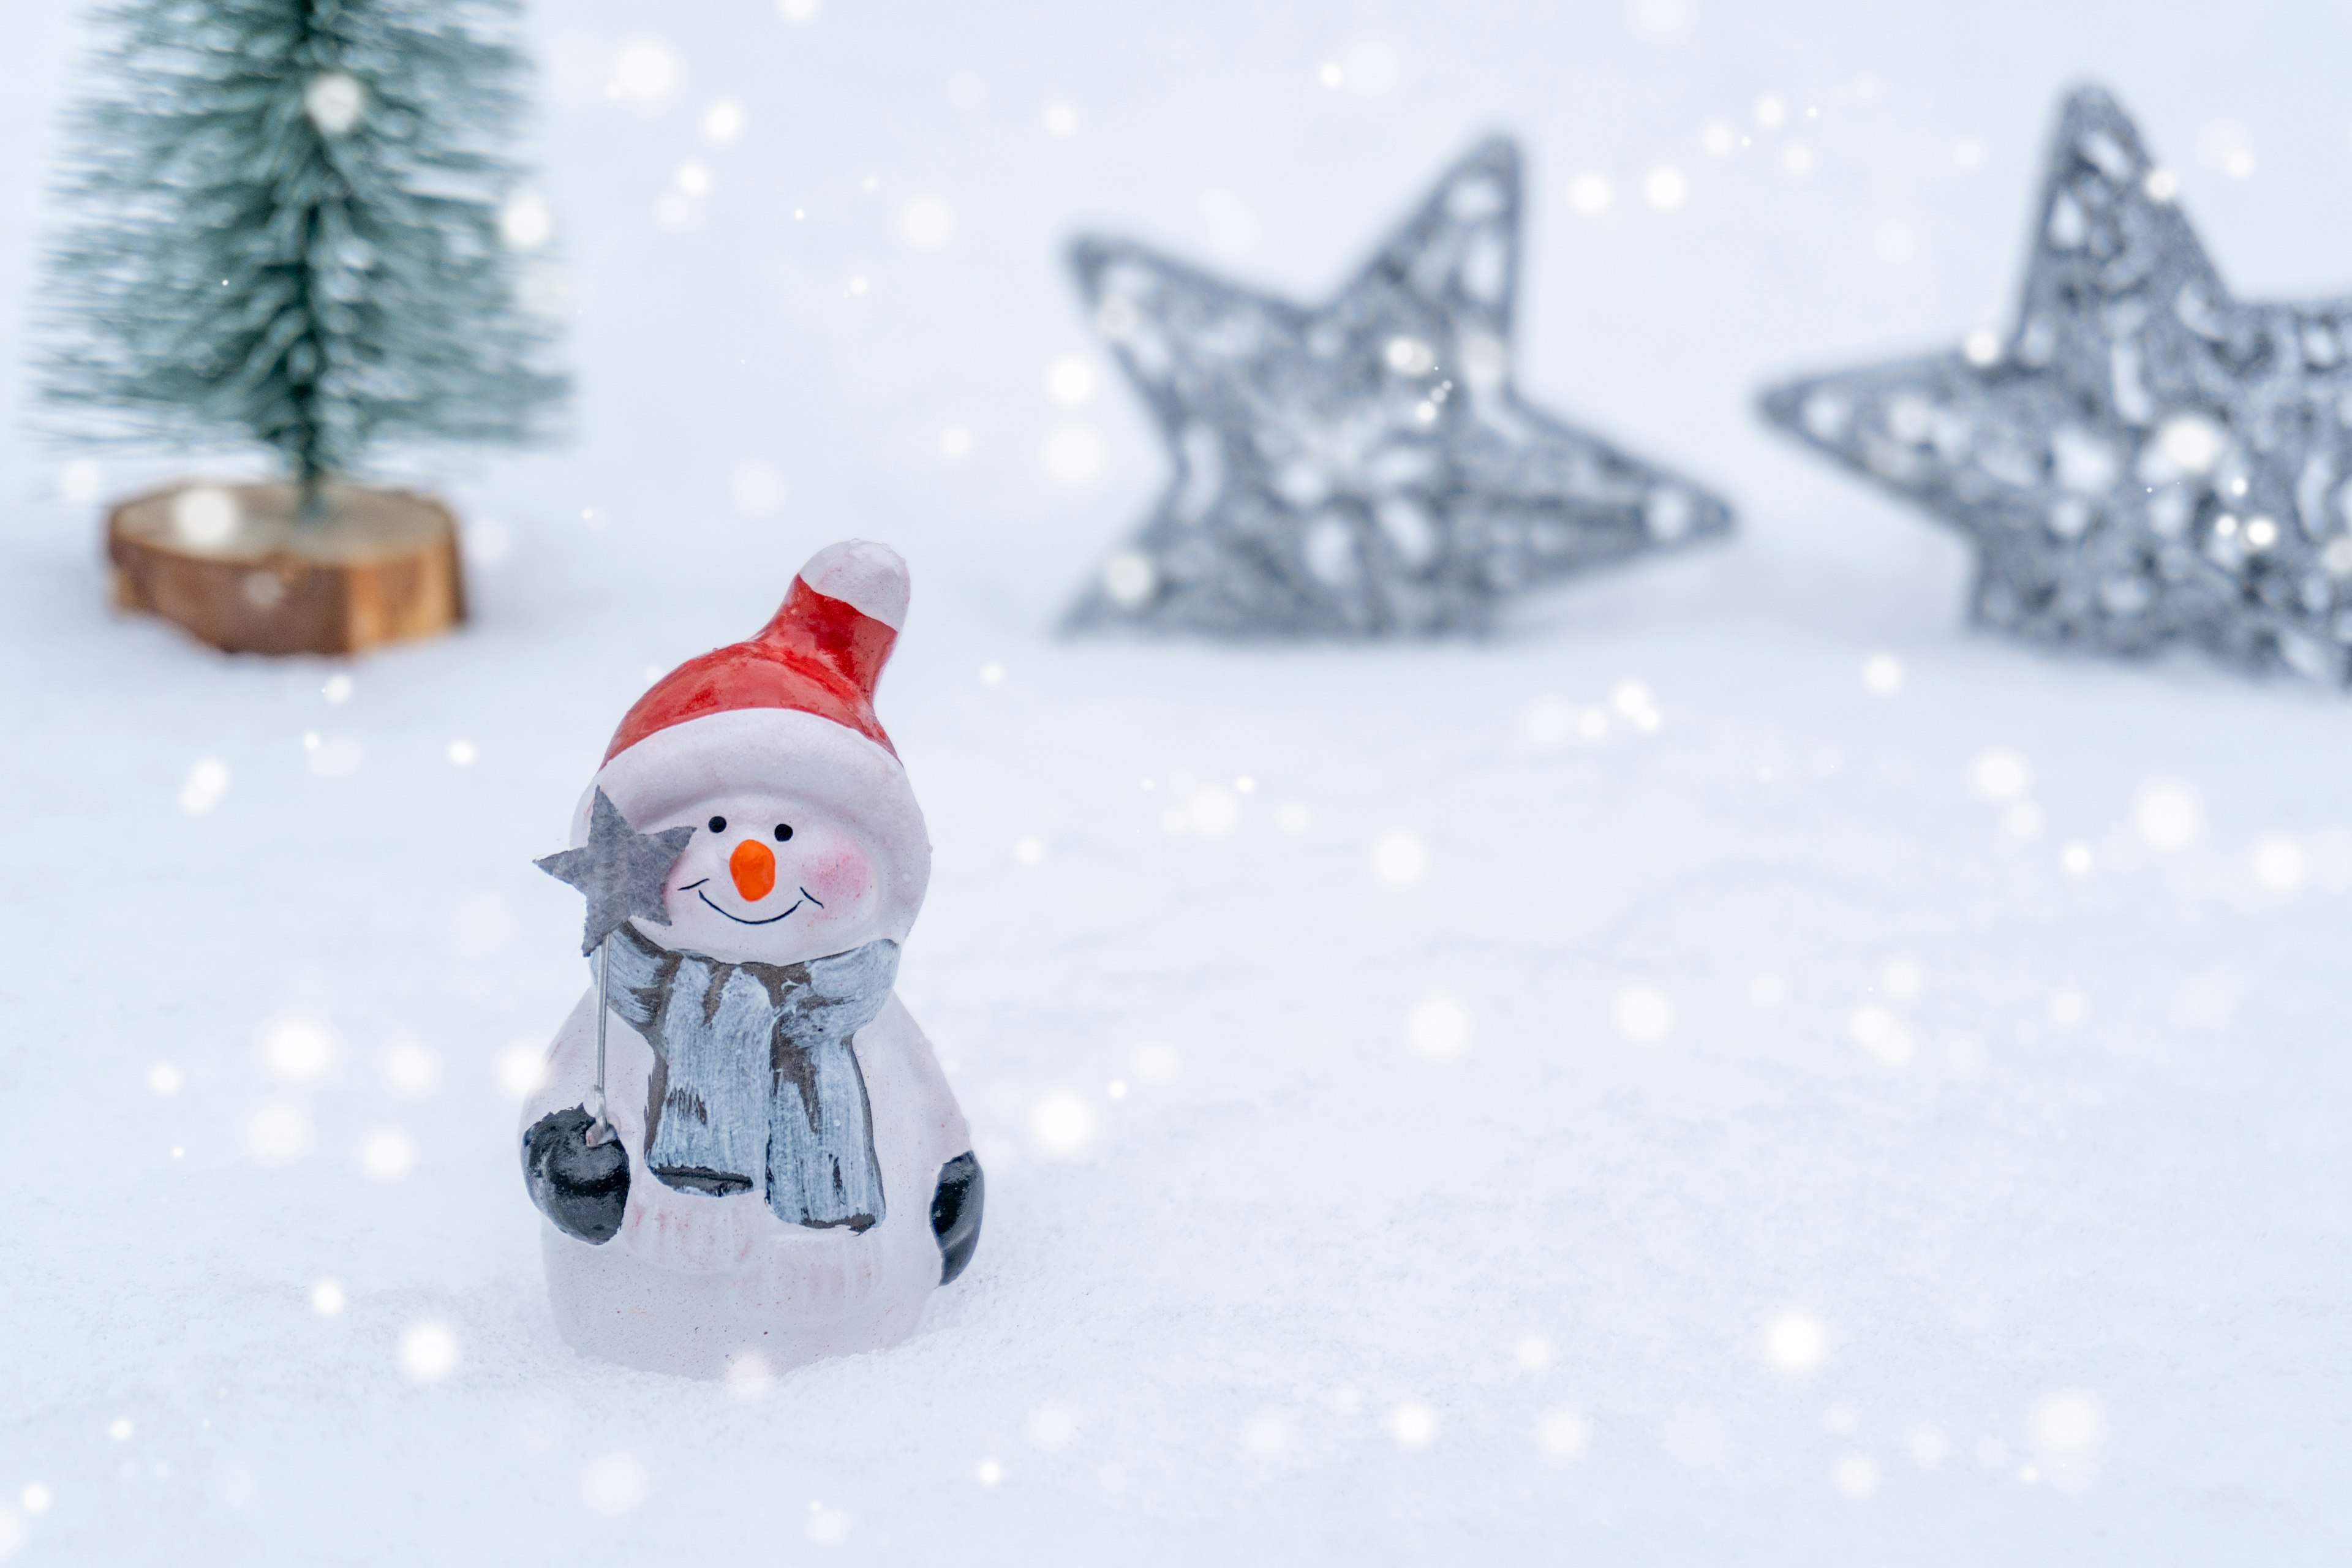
[[798, 540, 910, 631]]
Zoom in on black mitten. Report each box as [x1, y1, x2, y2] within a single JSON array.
[[930, 1152, 984, 1284], [522, 1107, 630, 1245]]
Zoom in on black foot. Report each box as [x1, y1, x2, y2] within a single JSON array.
[[930, 1152, 984, 1285], [522, 1107, 630, 1245]]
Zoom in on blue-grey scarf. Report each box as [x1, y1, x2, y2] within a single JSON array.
[[606, 922, 898, 1232]]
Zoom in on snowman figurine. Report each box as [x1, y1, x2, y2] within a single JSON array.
[[522, 540, 982, 1379]]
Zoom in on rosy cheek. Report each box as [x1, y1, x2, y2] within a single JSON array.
[[665, 859, 717, 916], [802, 846, 872, 910]]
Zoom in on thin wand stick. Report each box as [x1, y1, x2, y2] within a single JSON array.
[[587, 936, 612, 1145]]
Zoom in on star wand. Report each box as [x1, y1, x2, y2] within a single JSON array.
[[535, 789, 695, 1144]]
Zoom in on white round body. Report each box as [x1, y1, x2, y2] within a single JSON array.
[[525, 984, 969, 1379]]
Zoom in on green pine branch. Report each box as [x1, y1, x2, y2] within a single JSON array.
[[36, 0, 567, 519]]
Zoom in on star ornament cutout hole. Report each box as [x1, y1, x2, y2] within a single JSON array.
[[1762, 84, 2352, 685], [1065, 136, 1732, 636]]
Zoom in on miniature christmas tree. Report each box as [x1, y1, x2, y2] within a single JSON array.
[[38, 0, 565, 523]]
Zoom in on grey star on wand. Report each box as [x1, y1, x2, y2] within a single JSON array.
[[535, 789, 695, 956], [1065, 135, 1731, 637], [1761, 85, 2352, 684]]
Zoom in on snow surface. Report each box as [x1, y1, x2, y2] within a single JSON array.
[[4, 1, 2352, 1562]]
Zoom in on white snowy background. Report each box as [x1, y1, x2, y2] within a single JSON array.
[[3, 0, 2350, 1561]]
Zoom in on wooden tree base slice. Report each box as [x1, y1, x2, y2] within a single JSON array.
[[107, 481, 469, 655]]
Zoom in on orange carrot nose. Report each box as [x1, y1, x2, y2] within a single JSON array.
[[729, 838, 777, 901]]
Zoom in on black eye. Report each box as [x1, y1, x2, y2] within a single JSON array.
[[707, 816, 727, 834], [774, 823, 793, 842]]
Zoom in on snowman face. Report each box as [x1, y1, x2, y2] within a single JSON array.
[[637, 793, 881, 965]]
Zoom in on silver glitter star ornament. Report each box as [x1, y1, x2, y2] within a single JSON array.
[[1762, 85, 2352, 683], [535, 788, 696, 957], [1066, 136, 1732, 636]]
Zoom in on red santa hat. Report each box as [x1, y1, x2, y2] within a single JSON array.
[[570, 541, 930, 941]]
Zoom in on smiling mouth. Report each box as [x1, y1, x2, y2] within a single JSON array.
[[679, 879, 824, 926]]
